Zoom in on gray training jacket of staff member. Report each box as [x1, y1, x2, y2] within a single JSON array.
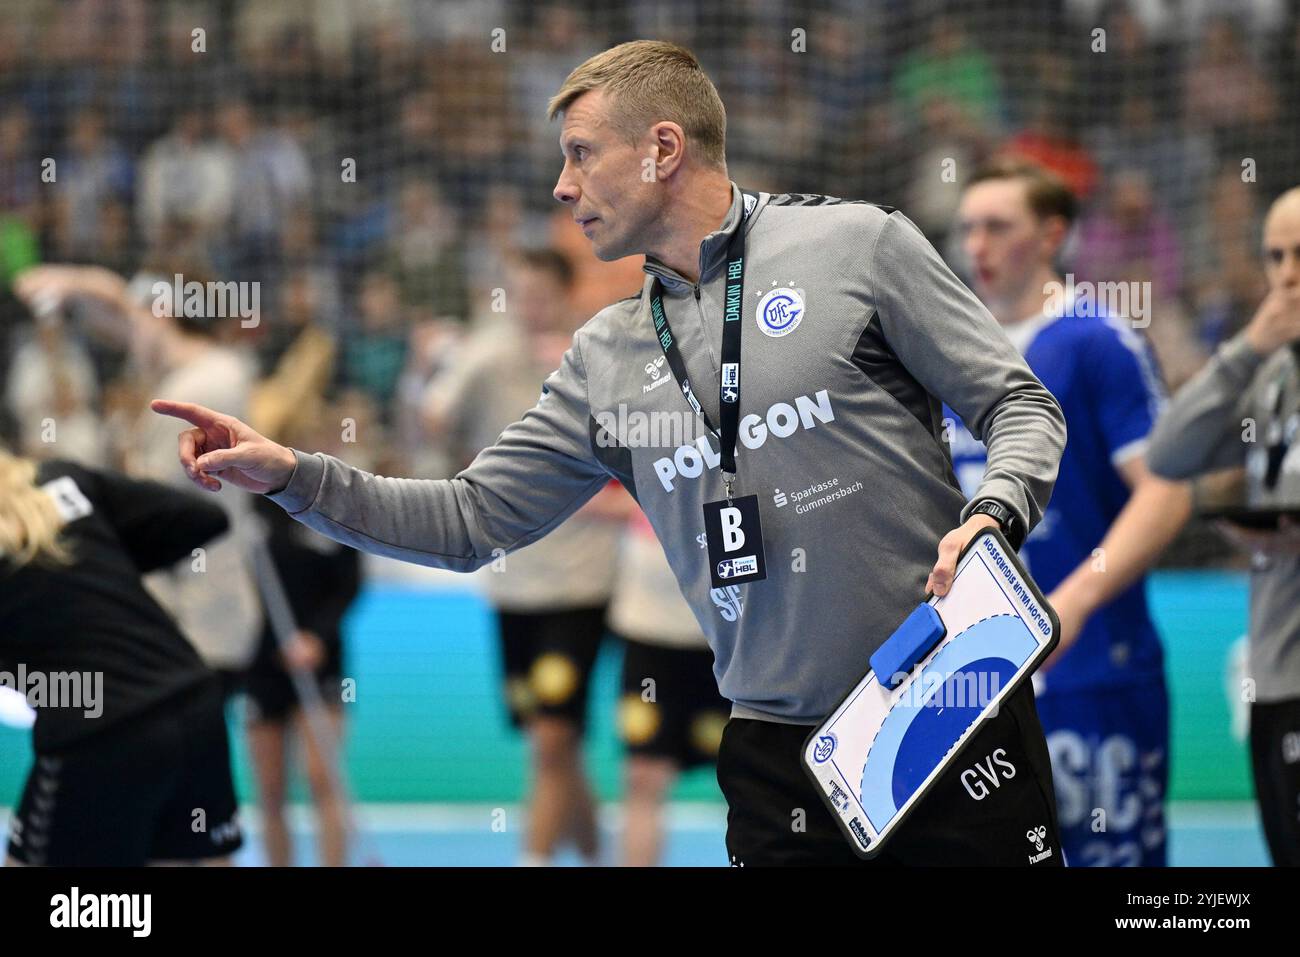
[[1146, 333, 1300, 704], [264, 185, 1067, 724]]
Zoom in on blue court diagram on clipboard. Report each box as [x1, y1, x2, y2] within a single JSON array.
[[802, 530, 1057, 857]]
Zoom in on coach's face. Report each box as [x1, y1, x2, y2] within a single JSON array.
[[958, 179, 1051, 307], [553, 89, 662, 262]]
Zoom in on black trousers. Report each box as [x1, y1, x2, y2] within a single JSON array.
[[1249, 697, 1300, 866], [717, 685, 1063, 866]]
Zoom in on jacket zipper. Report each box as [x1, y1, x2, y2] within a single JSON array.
[[693, 282, 721, 373]]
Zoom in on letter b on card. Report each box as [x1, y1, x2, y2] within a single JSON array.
[[703, 495, 767, 588]]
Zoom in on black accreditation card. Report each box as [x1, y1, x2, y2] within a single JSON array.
[[703, 495, 767, 588]]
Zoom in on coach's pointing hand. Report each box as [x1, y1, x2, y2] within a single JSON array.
[[151, 399, 297, 494]]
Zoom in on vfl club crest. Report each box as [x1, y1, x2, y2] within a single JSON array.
[[756, 287, 805, 338], [813, 733, 837, 764]]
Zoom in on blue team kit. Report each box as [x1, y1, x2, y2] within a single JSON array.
[[945, 300, 1171, 866]]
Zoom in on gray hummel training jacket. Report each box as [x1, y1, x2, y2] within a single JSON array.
[[1146, 334, 1300, 703], [268, 184, 1067, 723]]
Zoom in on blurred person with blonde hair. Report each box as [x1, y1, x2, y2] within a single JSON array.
[[0, 447, 241, 865]]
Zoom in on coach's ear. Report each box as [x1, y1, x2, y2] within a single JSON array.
[[649, 120, 688, 180]]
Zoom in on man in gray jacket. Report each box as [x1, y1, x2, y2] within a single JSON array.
[[1146, 187, 1300, 866], [155, 40, 1067, 865]]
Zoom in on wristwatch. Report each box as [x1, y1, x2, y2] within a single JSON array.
[[970, 499, 1024, 550]]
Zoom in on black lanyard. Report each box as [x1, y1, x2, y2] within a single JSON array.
[[648, 191, 754, 500]]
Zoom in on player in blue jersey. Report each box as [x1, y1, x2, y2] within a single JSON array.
[[944, 159, 1193, 866]]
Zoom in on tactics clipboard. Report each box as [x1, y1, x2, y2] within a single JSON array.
[[800, 527, 1059, 859]]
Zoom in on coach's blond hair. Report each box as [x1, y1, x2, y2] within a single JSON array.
[[0, 448, 71, 568], [547, 40, 727, 168]]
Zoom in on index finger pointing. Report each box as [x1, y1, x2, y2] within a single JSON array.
[[151, 399, 223, 430]]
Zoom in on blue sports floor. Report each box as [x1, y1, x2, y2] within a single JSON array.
[[0, 569, 1275, 865], [211, 800, 1269, 867], [0, 801, 1271, 866]]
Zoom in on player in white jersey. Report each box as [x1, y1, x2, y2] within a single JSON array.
[[609, 509, 729, 865], [422, 249, 627, 865]]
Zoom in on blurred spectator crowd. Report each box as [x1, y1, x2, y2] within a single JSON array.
[[1, 0, 1297, 541]]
